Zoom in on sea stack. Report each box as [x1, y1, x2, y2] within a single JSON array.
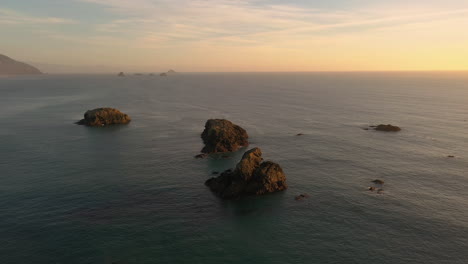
[[205, 148, 287, 199], [160, 72, 168, 77], [117, 72, 125, 77], [76, 108, 131, 126], [200, 119, 249, 153], [374, 124, 401, 132]]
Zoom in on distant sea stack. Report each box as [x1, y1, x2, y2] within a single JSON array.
[[0, 54, 42, 76], [117, 72, 125, 77], [76, 108, 131, 126], [205, 148, 287, 199], [168, 69, 176, 73], [160, 72, 168, 77], [374, 124, 401, 132], [200, 119, 249, 153]]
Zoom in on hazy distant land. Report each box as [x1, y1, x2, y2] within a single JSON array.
[[0, 54, 42, 76]]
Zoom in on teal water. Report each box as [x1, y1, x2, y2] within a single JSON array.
[[1, 72, 468, 263]]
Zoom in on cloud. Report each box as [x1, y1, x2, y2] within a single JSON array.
[[0, 8, 77, 25], [76, 0, 468, 49]]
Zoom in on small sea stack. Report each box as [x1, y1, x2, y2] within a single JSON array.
[[199, 119, 249, 154], [76, 108, 131, 126], [117, 72, 125, 77], [205, 148, 287, 199], [160, 72, 168, 77], [168, 69, 176, 74], [373, 124, 401, 132]]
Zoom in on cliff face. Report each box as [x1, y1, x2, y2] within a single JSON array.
[[0, 54, 42, 75]]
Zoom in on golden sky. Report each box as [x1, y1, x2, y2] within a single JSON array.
[[1, 0, 467, 72]]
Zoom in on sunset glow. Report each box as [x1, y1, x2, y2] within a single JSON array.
[[1, 0, 467, 72]]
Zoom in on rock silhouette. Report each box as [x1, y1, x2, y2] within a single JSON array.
[[374, 124, 401, 132]]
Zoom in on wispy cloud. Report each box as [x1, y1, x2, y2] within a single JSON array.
[[77, 0, 468, 48], [0, 8, 77, 25]]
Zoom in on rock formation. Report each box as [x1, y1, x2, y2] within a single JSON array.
[[374, 124, 401, 132], [160, 73, 168, 77], [200, 119, 249, 153], [205, 148, 287, 199], [168, 69, 176, 73], [76, 108, 131, 126], [117, 72, 125, 77], [0, 54, 42, 75]]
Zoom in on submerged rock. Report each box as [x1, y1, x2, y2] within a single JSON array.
[[372, 179, 385, 185], [194, 153, 208, 159], [200, 119, 249, 153], [76, 108, 131, 126], [295, 194, 310, 201], [205, 148, 287, 199], [374, 124, 401, 132]]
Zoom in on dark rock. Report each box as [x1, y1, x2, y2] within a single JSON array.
[[160, 73, 168, 77], [76, 108, 131, 126], [448, 155, 455, 158], [295, 194, 310, 200], [194, 153, 208, 159], [212, 171, 219, 175], [368, 187, 376, 191], [372, 179, 385, 185], [117, 72, 125, 77], [374, 124, 401, 132], [200, 119, 249, 153], [296, 133, 304, 136], [205, 148, 287, 199]]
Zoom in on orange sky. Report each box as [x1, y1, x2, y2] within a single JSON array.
[[1, 0, 468, 72]]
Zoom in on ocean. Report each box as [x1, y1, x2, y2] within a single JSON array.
[[0, 72, 467, 264]]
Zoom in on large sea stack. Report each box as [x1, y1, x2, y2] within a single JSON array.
[[76, 108, 131, 126], [205, 148, 287, 199], [0, 54, 42, 76], [200, 119, 249, 153]]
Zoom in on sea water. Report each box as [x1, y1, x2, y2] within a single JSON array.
[[0, 72, 467, 263]]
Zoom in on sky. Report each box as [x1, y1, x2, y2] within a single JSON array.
[[1, 0, 468, 72]]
